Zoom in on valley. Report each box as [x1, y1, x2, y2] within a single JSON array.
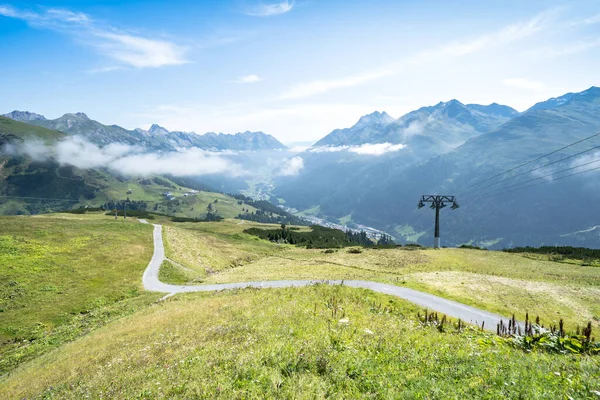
[[3, 1, 600, 398]]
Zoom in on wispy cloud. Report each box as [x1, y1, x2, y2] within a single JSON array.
[[88, 66, 125, 74], [3, 136, 243, 177], [310, 143, 407, 156], [245, 1, 294, 17], [503, 78, 546, 91], [277, 9, 556, 100], [528, 39, 600, 57], [279, 156, 304, 176], [566, 13, 600, 27], [279, 69, 395, 100], [0, 5, 189, 69], [440, 8, 553, 57], [235, 74, 262, 83], [92, 31, 188, 68]]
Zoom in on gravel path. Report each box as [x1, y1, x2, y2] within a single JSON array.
[[142, 223, 509, 331]]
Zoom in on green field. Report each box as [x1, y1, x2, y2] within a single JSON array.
[[1, 213, 600, 398], [2, 285, 599, 399], [163, 220, 600, 328], [0, 213, 162, 373], [0, 116, 65, 141]]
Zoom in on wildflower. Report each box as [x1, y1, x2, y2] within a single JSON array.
[[338, 318, 349, 324]]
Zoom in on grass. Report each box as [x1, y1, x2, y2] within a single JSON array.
[[297, 204, 321, 217], [1, 285, 599, 399], [0, 213, 158, 373], [0, 116, 65, 142], [162, 221, 290, 280], [158, 260, 198, 285], [152, 191, 258, 220], [1, 214, 599, 397], [161, 219, 600, 328], [394, 224, 427, 243]]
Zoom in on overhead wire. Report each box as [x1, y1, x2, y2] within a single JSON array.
[[455, 131, 600, 196], [480, 164, 600, 199]]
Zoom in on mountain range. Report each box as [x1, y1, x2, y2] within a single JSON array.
[[274, 86, 600, 248], [3, 87, 600, 248], [2, 111, 287, 152]]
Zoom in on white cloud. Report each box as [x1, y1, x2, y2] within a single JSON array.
[[88, 66, 125, 74], [503, 78, 547, 91], [92, 31, 188, 68], [277, 9, 556, 100], [235, 74, 262, 83], [279, 156, 304, 175], [566, 14, 600, 27], [403, 120, 425, 138], [6, 136, 243, 177], [349, 143, 406, 155], [46, 8, 90, 23], [528, 39, 600, 57], [245, 1, 294, 17], [0, 5, 188, 69], [310, 142, 406, 156], [279, 69, 395, 100]]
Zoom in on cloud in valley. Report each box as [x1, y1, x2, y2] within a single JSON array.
[[310, 142, 406, 156], [3, 136, 243, 177], [279, 156, 304, 176], [403, 120, 425, 138]]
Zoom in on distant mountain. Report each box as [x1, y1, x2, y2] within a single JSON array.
[[280, 86, 600, 248], [276, 99, 518, 219], [148, 124, 170, 136], [314, 100, 516, 155], [465, 103, 519, 118], [2, 111, 287, 151], [0, 117, 281, 218], [314, 111, 395, 147], [2, 111, 47, 122], [526, 87, 600, 113]]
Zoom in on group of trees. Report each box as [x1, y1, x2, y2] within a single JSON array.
[[244, 224, 394, 249], [230, 193, 311, 226], [237, 209, 310, 226], [101, 199, 149, 211], [503, 246, 600, 261]]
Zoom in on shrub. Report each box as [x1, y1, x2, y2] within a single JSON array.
[[347, 248, 362, 254], [459, 244, 485, 250]]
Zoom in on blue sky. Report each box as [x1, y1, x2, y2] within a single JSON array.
[[0, 0, 599, 143]]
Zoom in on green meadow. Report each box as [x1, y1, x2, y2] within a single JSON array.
[[1, 213, 599, 399]]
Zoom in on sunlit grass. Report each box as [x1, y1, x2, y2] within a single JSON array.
[[0, 213, 156, 373], [2, 285, 598, 399], [162, 220, 600, 327]]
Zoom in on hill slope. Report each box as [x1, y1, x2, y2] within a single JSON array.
[[0, 118, 258, 217]]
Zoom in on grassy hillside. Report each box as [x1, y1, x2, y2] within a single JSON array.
[[163, 220, 600, 328], [2, 286, 599, 399], [0, 213, 163, 373], [0, 116, 65, 141], [1, 213, 599, 398], [0, 119, 256, 218]]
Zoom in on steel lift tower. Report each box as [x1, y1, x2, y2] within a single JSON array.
[[417, 195, 459, 248]]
